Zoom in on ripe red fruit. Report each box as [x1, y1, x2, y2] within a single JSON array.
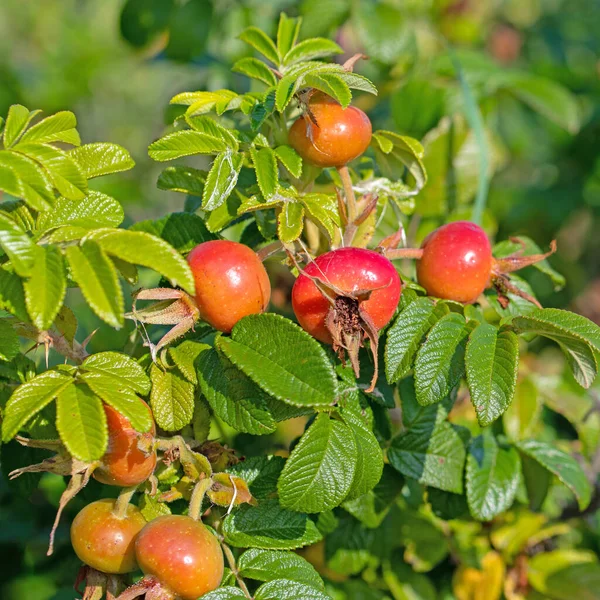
[[135, 515, 224, 600], [187, 240, 271, 333], [288, 92, 372, 168], [292, 248, 401, 390], [416, 221, 493, 304], [70, 499, 146, 574], [93, 400, 157, 488]]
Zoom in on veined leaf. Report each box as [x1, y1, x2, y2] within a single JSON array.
[[239, 27, 280, 65], [223, 499, 323, 549], [277, 201, 304, 243], [3, 105, 40, 147], [200, 589, 248, 600], [516, 440, 592, 510], [56, 383, 107, 462], [24, 245, 66, 330], [0, 319, 19, 361], [150, 364, 195, 431], [276, 13, 301, 58], [238, 549, 323, 588], [86, 228, 195, 294], [36, 191, 124, 233], [16, 142, 87, 200], [255, 580, 331, 600], [274, 145, 302, 178], [157, 166, 205, 196], [278, 413, 358, 513], [465, 324, 519, 426], [131, 212, 216, 253], [233, 57, 278, 87], [1, 370, 74, 441], [203, 152, 244, 211], [18, 111, 80, 146], [301, 193, 340, 241], [148, 130, 227, 162], [185, 115, 239, 149], [0, 212, 38, 276], [466, 431, 521, 521], [283, 38, 343, 66], [251, 147, 278, 200], [197, 349, 277, 435], [0, 268, 29, 321], [66, 241, 124, 327], [216, 314, 337, 408], [0, 150, 54, 211], [414, 313, 471, 406], [82, 351, 150, 395], [275, 76, 299, 112], [385, 298, 449, 383], [304, 72, 352, 108], [70, 143, 135, 178]]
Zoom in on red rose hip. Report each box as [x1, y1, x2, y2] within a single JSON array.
[[93, 400, 157, 488], [288, 92, 372, 168], [70, 499, 146, 574], [416, 221, 493, 304], [135, 515, 224, 600], [187, 240, 271, 333]]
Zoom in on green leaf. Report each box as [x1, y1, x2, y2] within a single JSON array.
[[169, 340, 208, 385], [82, 350, 150, 395], [24, 245, 66, 330], [274, 145, 302, 178], [277, 201, 304, 243], [203, 152, 244, 211], [36, 191, 124, 233], [342, 406, 384, 501], [138, 493, 171, 522], [197, 349, 277, 435], [70, 143, 135, 178], [157, 166, 205, 196], [466, 431, 521, 521], [3, 105, 39, 147], [494, 236, 565, 290], [18, 111, 80, 146], [532, 560, 600, 600], [79, 373, 152, 433], [374, 131, 427, 193], [304, 72, 352, 108], [278, 413, 357, 513], [383, 558, 437, 600], [275, 76, 299, 112], [222, 499, 323, 549], [86, 228, 195, 294], [238, 549, 323, 588], [228, 456, 286, 500], [66, 241, 124, 328], [0, 164, 23, 200], [192, 398, 211, 444], [521, 452, 552, 511], [0, 150, 54, 210], [337, 71, 378, 96], [465, 324, 519, 426], [0, 213, 38, 276], [239, 27, 280, 65], [16, 143, 87, 200], [232, 57, 278, 87], [255, 580, 331, 600], [131, 212, 216, 253], [148, 131, 228, 161], [251, 147, 279, 200], [516, 440, 592, 510], [388, 420, 466, 493], [414, 313, 470, 406], [510, 308, 600, 388], [301, 193, 340, 241], [385, 298, 449, 383], [186, 116, 239, 150], [150, 363, 195, 431], [1, 370, 73, 441], [0, 320, 19, 361], [0, 268, 28, 321], [216, 314, 337, 408], [277, 13, 301, 58], [200, 589, 248, 600], [56, 383, 107, 462], [283, 38, 343, 65]]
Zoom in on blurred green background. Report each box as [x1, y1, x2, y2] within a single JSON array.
[[1, 0, 599, 598]]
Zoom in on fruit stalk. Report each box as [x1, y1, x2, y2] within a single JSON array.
[[112, 486, 138, 519], [221, 540, 252, 599], [188, 477, 213, 521]]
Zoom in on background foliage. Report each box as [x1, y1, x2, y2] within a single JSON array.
[[1, 1, 600, 599]]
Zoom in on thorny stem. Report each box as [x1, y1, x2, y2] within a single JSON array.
[[221, 541, 252, 599], [188, 477, 213, 521], [112, 486, 138, 519], [338, 165, 358, 227]]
